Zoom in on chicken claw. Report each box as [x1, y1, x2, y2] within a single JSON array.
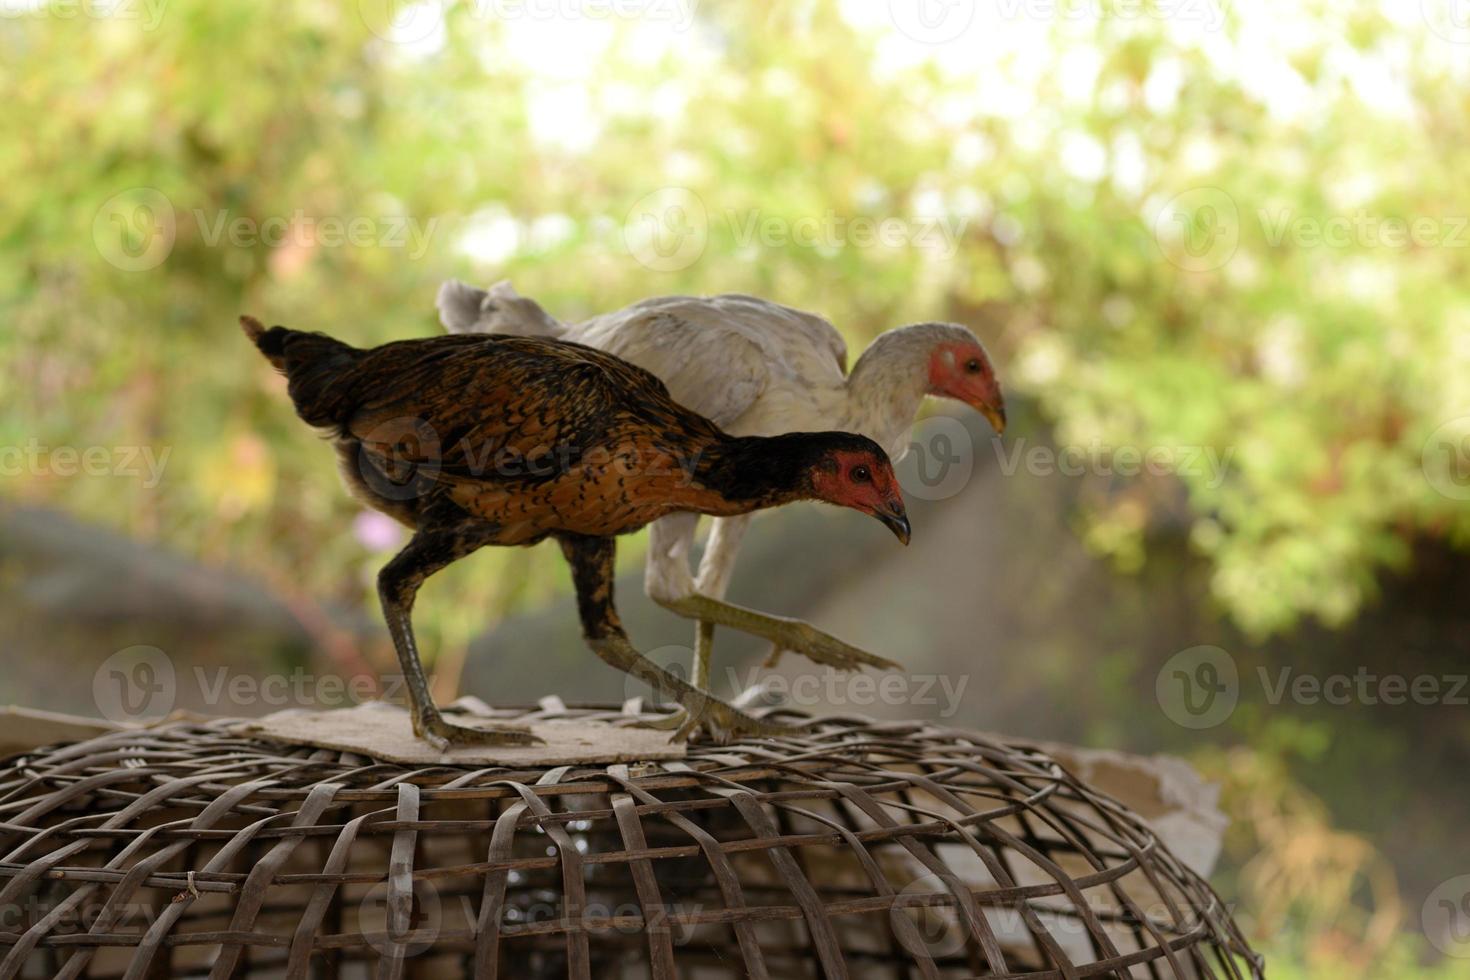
[[656, 593, 902, 673], [592, 634, 812, 744], [414, 709, 543, 750], [672, 700, 813, 744], [634, 700, 812, 744]]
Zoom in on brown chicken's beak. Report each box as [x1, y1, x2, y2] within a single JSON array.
[[874, 500, 912, 546]]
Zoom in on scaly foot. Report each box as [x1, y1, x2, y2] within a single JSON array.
[[761, 618, 903, 672], [594, 634, 811, 744], [656, 594, 903, 674], [629, 690, 811, 744], [414, 709, 543, 750], [666, 696, 813, 744]]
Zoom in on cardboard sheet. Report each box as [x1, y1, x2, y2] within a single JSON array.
[[234, 700, 686, 766]]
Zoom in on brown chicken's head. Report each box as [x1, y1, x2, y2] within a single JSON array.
[[925, 331, 1006, 435], [806, 436, 911, 545]]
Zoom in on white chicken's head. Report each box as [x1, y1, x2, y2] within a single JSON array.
[[919, 324, 1006, 435]]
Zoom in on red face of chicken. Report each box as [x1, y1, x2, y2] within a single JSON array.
[[927, 341, 1006, 434], [809, 449, 911, 544]]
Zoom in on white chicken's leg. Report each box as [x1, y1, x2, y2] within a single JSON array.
[[637, 512, 899, 731], [688, 514, 752, 687], [644, 514, 901, 702]]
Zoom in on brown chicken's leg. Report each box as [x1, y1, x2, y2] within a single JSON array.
[[380, 525, 542, 750], [559, 534, 810, 742]]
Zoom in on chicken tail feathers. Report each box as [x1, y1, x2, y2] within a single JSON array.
[[436, 280, 489, 334], [240, 315, 295, 368], [240, 315, 364, 430], [437, 279, 565, 338]]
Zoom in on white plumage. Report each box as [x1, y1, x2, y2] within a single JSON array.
[[437, 279, 1005, 688]]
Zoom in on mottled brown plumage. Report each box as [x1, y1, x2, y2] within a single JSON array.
[[242, 316, 910, 747]]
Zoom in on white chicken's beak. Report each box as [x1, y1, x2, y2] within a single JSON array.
[[973, 397, 1006, 435]]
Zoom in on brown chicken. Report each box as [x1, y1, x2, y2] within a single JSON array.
[[241, 316, 910, 747]]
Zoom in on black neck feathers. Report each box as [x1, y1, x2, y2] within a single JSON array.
[[692, 431, 873, 506]]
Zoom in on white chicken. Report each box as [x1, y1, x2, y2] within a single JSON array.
[[437, 280, 1006, 696]]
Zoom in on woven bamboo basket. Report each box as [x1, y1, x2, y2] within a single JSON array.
[[0, 704, 1264, 979]]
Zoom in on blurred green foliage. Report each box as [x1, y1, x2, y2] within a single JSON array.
[[7, 0, 1469, 642], [4, 2, 1469, 972]]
